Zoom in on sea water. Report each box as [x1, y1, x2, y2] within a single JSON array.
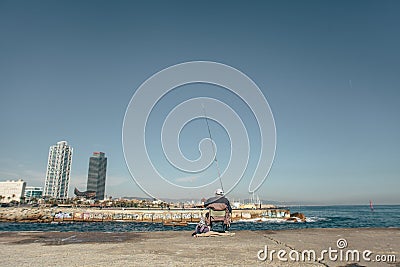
[[0, 205, 399, 232]]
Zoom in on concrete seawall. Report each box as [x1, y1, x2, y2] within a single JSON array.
[[0, 207, 292, 223]]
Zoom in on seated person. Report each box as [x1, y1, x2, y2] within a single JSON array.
[[204, 188, 232, 213]]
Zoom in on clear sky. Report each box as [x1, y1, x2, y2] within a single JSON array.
[[0, 0, 399, 205]]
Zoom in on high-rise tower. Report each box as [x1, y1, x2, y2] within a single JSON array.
[[87, 152, 107, 200], [44, 141, 73, 199]]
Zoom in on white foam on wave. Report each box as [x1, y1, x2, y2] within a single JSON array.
[[305, 216, 328, 223], [233, 218, 293, 223], [234, 216, 329, 223]]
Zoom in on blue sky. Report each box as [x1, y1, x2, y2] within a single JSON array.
[[0, 0, 399, 204]]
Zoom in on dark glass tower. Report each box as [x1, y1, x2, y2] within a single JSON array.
[[87, 152, 107, 200]]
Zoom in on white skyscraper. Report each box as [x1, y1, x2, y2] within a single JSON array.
[[44, 141, 73, 199]]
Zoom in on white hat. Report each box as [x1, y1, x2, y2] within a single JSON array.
[[215, 189, 224, 196]]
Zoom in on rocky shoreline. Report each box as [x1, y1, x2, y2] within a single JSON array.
[[0, 207, 304, 223], [0, 207, 56, 223]]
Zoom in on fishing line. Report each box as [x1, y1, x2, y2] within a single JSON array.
[[202, 104, 224, 192]]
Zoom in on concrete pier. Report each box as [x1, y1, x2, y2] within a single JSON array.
[[0, 228, 398, 266]]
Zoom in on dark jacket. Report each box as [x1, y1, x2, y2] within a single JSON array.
[[204, 196, 232, 213]]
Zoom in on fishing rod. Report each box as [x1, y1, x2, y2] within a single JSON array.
[[202, 104, 224, 192]]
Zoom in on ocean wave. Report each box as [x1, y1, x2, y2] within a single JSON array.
[[233, 216, 330, 223], [305, 216, 329, 223], [233, 218, 295, 223]]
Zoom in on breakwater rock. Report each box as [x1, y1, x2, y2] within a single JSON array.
[[0, 207, 298, 223], [0, 207, 55, 223]]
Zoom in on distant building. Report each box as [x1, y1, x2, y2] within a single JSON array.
[[87, 152, 107, 200], [0, 179, 26, 203], [24, 186, 43, 201], [74, 188, 96, 199], [44, 141, 73, 199]]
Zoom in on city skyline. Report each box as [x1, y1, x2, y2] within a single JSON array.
[[1, 1, 399, 204]]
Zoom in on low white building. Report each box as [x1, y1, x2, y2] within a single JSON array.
[[24, 186, 43, 201], [0, 179, 26, 203]]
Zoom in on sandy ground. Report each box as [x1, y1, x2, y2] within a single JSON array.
[[0, 228, 399, 267]]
